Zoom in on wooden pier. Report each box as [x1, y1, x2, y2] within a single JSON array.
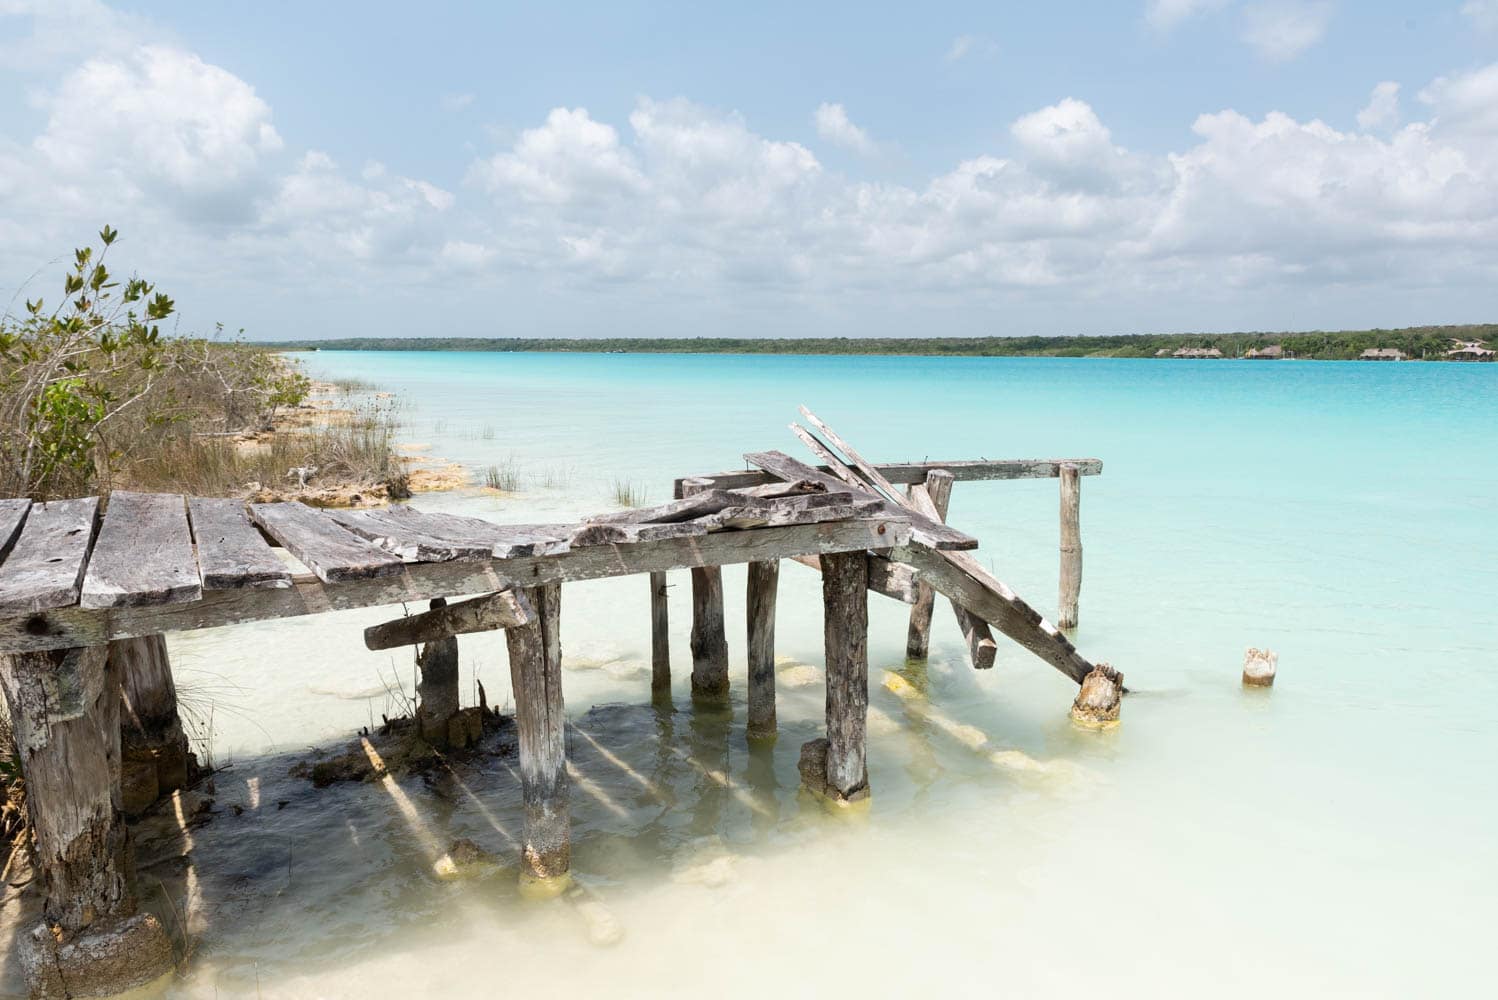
[[0, 408, 1107, 998]]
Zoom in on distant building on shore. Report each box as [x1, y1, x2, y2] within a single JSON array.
[[1171, 347, 1224, 358], [1446, 339, 1495, 361], [1244, 345, 1284, 359], [1359, 348, 1405, 361]]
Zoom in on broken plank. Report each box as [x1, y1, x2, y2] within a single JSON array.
[[189, 497, 293, 590], [702, 498, 881, 531], [0, 499, 31, 566], [798, 407, 908, 505], [250, 502, 404, 583], [327, 506, 493, 562], [674, 458, 1104, 496], [569, 520, 709, 547], [0, 497, 100, 616], [364, 588, 534, 650]]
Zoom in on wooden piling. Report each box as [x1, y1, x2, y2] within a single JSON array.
[[650, 571, 670, 699], [820, 550, 870, 802], [906, 469, 954, 659], [415, 598, 461, 748], [746, 560, 779, 739], [506, 582, 569, 881], [0, 645, 174, 996], [1059, 463, 1082, 629], [689, 566, 729, 703], [111, 633, 193, 816]]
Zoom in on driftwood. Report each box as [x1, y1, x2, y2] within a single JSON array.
[[363, 589, 534, 651], [746, 560, 778, 739]]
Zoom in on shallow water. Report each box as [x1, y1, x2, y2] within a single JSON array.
[[7, 352, 1495, 997]]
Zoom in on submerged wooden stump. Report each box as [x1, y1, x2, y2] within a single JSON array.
[[1070, 663, 1122, 728], [1243, 647, 1277, 687], [416, 597, 461, 748], [819, 550, 870, 802], [689, 566, 729, 703], [746, 560, 779, 740], [0, 645, 174, 998], [506, 582, 570, 882], [111, 633, 193, 816]]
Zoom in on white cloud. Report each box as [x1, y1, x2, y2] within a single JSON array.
[[945, 34, 996, 62], [1462, 1, 1498, 33], [1145, 0, 1229, 31], [814, 103, 875, 155], [1240, 1, 1334, 61], [468, 106, 645, 204], [1357, 81, 1400, 131], [1419, 63, 1498, 135]]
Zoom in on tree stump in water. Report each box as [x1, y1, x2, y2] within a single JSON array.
[[111, 633, 194, 816], [1070, 663, 1122, 728], [416, 598, 461, 748], [1243, 648, 1277, 687], [0, 645, 174, 998]]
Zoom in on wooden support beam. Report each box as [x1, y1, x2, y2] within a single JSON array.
[[905, 480, 997, 671], [112, 634, 193, 816], [906, 469, 954, 659], [746, 560, 778, 740], [674, 458, 1104, 497], [821, 550, 870, 802], [1058, 463, 1082, 629], [650, 571, 670, 699], [689, 567, 729, 703], [362, 588, 533, 651], [506, 582, 569, 881], [414, 598, 461, 747], [789, 552, 920, 604]]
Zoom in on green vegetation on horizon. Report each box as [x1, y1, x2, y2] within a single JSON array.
[[264, 325, 1497, 361]]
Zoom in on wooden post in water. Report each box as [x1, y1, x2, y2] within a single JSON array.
[[905, 469, 955, 659], [746, 560, 779, 740], [506, 582, 570, 883], [1058, 462, 1082, 629], [415, 597, 461, 748], [0, 645, 174, 996], [689, 566, 729, 703], [650, 571, 670, 699], [111, 633, 193, 816], [821, 550, 870, 802]]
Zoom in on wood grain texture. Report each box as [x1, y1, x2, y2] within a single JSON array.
[[568, 520, 708, 547], [250, 502, 404, 583], [798, 406, 907, 504], [746, 559, 778, 739], [675, 458, 1103, 497], [689, 566, 729, 702], [188, 497, 292, 590], [906, 480, 997, 670], [650, 571, 670, 697], [80, 492, 201, 610], [345, 508, 572, 558], [0, 496, 100, 616], [0, 499, 31, 566], [415, 598, 460, 746], [789, 552, 919, 604], [1058, 463, 1082, 629], [363, 588, 534, 650], [506, 582, 569, 879], [2, 517, 912, 652], [326, 506, 494, 562], [905, 470, 954, 659], [821, 550, 870, 801]]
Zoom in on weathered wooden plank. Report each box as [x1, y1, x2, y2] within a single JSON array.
[[188, 497, 292, 590], [584, 491, 744, 526], [326, 506, 494, 562], [906, 470, 954, 659], [907, 480, 997, 670], [746, 559, 778, 739], [789, 552, 919, 604], [746, 450, 976, 551], [798, 407, 909, 505], [701, 498, 881, 531], [80, 492, 201, 610], [568, 520, 709, 547], [330, 505, 570, 559], [689, 566, 729, 702], [249, 502, 404, 583], [821, 550, 870, 801], [0, 497, 100, 616], [3, 517, 912, 652], [0, 499, 30, 566], [507, 582, 569, 880], [363, 588, 534, 651], [675, 458, 1103, 496], [890, 542, 1095, 684], [1059, 463, 1082, 629], [650, 571, 670, 698]]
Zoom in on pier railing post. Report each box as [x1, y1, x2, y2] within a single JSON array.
[[506, 582, 570, 884], [1059, 463, 1082, 629], [820, 550, 870, 802], [689, 566, 729, 703], [650, 571, 670, 700], [905, 469, 955, 659], [1, 645, 174, 996], [746, 560, 779, 740], [111, 633, 194, 816]]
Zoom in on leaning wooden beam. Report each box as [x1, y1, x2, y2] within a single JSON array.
[[890, 543, 1095, 684], [506, 581, 569, 882], [1058, 462, 1082, 629], [689, 567, 729, 702], [798, 406, 907, 504], [3, 517, 912, 653], [820, 551, 870, 802], [650, 571, 670, 699], [674, 458, 1104, 496], [745, 560, 779, 739], [906, 469, 953, 659], [363, 588, 534, 651], [906, 480, 997, 671]]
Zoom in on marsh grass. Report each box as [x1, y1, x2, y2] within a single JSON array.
[[484, 457, 522, 492], [612, 478, 646, 507], [534, 465, 575, 490]]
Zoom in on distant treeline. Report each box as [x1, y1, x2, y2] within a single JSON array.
[[263, 324, 1498, 361]]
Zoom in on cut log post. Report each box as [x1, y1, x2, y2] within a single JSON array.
[[820, 550, 870, 802], [0, 645, 174, 997], [363, 588, 532, 651], [745, 560, 779, 740], [650, 571, 670, 699], [1070, 663, 1122, 728], [906, 469, 954, 659], [689, 566, 729, 703], [415, 598, 461, 748], [1243, 647, 1277, 687], [111, 633, 194, 817], [1058, 463, 1082, 629], [506, 582, 569, 882]]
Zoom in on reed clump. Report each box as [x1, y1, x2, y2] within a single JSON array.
[[484, 458, 522, 492], [612, 478, 646, 507]]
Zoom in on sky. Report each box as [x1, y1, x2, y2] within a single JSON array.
[[1, 0, 1496, 341]]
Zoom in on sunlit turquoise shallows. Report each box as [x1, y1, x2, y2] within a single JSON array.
[[159, 353, 1498, 998]]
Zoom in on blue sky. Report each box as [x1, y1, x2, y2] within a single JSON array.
[[2, 1, 1496, 340]]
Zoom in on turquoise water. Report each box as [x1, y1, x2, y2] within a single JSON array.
[[52, 352, 1498, 998]]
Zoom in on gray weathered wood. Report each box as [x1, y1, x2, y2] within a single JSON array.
[[906, 480, 997, 670], [363, 588, 534, 651], [1059, 462, 1082, 629], [188, 497, 292, 590], [689, 566, 729, 702], [906, 470, 954, 659], [891, 543, 1095, 684], [798, 407, 909, 504], [0, 496, 100, 616], [568, 520, 709, 547], [0, 499, 31, 565], [415, 598, 461, 746], [250, 502, 404, 583], [584, 491, 745, 525], [113, 634, 192, 814], [789, 552, 919, 604], [80, 492, 201, 609], [701, 498, 881, 531], [650, 571, 670, 698], [341, 507, 572, 558], [327, 506, 494, 561], [746, 450, 976, 551], [506, 581, 569, 879], [675, 458, 1103, 496], [746, 560, 778, 739], [821, 550, 869, 801], [2, 517, 912, 652]]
